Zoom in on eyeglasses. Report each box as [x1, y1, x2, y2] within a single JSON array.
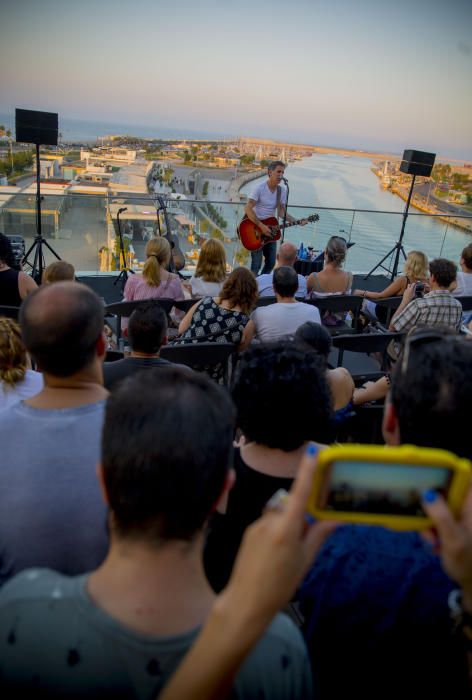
[[400, 331, 465, 377]]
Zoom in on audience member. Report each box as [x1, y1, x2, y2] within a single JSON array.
[[204, 342, 332, 591], [0, 368, 312, 698], [241, 267, 320, 348], [354, 250, 429, 323], [188, 238, 227, 298], [176, 266, 257, 347], [103, 302, 181, 391], [306, 235, 352, 297], [453, 243, 472, 297], [294, 321, 354, 412], [0, 232, 37, 305], [42, 260, 75, 284], [390, 258, 462, 333], [123, 237, 184, 304], [257, 241, 307, 298], [0, 282, 108, 583], [299, 332, 472, 699], [0, 317, 43, 409]]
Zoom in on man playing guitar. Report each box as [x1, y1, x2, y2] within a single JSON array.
[[245, 160, 306, 275]]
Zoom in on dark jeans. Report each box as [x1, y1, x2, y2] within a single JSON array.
[[250, 242, 277, 275]]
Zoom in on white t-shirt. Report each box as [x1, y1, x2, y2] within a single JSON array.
[[0, 369, 44, 410], [257, 272, 308, 299], [251, 302, 321, 343], [453, 271, 472, 297], [190, 277, 224, 298], [249, 181, 287, 220]]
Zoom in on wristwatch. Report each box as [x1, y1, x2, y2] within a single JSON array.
[[448, 589, 472, 647]]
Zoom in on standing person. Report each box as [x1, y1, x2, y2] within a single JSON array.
[[245, 161, 303, 276], [0, 232, 37, 305]]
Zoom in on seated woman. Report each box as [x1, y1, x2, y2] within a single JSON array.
[[175, 266, 257, 347], [187, 238, 227, 298], [42, 260, 75, 284], [122, 237, 184, 332], [0, 233, 37, 305], [0, 318, 43, 410], [204, 342, 333, 591], [354, 250, 429, 323], [294, 321, 354, 414], [306, 235, 353, 297]]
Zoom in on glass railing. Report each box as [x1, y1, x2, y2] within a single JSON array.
[[1, 189, 471, 278]]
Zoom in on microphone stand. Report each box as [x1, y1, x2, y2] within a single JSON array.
[[114, 207, 134, 292], [281, 177, 289, 244]]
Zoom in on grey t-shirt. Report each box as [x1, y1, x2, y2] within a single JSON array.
[[252, 302, 322, 342], [0, 568, 313, 699], [0, 401, 108, 584]]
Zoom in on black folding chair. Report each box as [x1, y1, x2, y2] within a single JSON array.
[[0, 305, 20, 320], [457, 295, 472, 312], [373, 296, 402, 326], [160, 342, 236, 385], [105, 350, 125, 363], [305, 295, 364, 336], [105, 299, 176, 346], [256, 296, 277, 307], [332, 332, 404, 372]]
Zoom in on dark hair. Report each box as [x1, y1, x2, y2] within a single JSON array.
[[295, 322, 332, 362], [273, 266, 298, 298], [391, 337, 472, 459], [461, 243, 472, 271], [0, 232, 16, 268], [219, 267, 258, 316], [102, 368, 236, 542], [325, 236, 347, 267], [128, 303, 167, 354], [19, 281, 104, 376], [268, 160, 286, 172], [429, 258, 457, 288], [232, 342, 332, 451]]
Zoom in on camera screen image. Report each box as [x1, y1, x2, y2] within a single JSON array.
[[322, 461, 452, 517]]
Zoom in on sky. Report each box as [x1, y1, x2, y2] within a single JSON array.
[[1, 0, 471, 158]]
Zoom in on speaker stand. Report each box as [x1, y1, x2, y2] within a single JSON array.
[[364, 173, 416, 281]]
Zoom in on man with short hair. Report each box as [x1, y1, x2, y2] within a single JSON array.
[[245, 160, 305, 276], [0, 369, 313, 698], [0, 281, 109, 583], [103, 302, 175, 391], [389, 258, 462, 333], [256, 241, 307, 298], [241, 266, 321, 348]]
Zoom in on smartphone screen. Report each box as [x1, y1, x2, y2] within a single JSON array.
[[319, 461, 453, 517]]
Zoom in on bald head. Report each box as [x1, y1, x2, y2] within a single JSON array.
[[20, 282, 104, 377], [277, 242, 297, 267]]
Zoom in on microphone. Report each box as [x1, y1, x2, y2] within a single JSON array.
[[117, 207, 127, 214]]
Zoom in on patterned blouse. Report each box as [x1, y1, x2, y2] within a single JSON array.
[[174, 297, 248, 345]]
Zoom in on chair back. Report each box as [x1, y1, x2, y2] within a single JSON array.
[[332, 331, 404, 371], [160, 342, 235, 385], [306, 295, 364, 335], [105, 298, 177, 345], [374, 296, 402, 325], [256, 296, 277, 307], [457, 295, 472, 312], [0, 305, 20, 321]]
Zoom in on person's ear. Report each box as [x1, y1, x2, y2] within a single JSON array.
[[161, 335, 168, 347], [96, 462, 110, 505], [97, 332, 106, 361], [213, 468, 236, 515], [382, 399, 400, 445]]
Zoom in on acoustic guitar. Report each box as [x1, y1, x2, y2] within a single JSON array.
[[237, 214, 319, 252]]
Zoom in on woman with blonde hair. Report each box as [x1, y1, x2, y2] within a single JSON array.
[[176, 266, 258, 348], [354, 250, 429, 322], [123, 237, 184, 303], [189, 238, 227, 298], [0, 317, 43, 409]]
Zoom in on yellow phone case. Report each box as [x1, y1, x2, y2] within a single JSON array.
[[307, 444, 472, 531]]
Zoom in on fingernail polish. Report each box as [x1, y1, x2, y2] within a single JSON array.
[[422, 489, 438, 504]]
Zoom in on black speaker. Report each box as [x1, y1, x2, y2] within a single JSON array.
[[15, 108, 58, 146], [399, 149, 435, 177]]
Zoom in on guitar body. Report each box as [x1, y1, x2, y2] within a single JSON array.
[[237, 213, 319, 252], [237, 216, 281, 251]]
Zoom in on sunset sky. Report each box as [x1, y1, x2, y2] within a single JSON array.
[[1, 0, 471, 157]]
